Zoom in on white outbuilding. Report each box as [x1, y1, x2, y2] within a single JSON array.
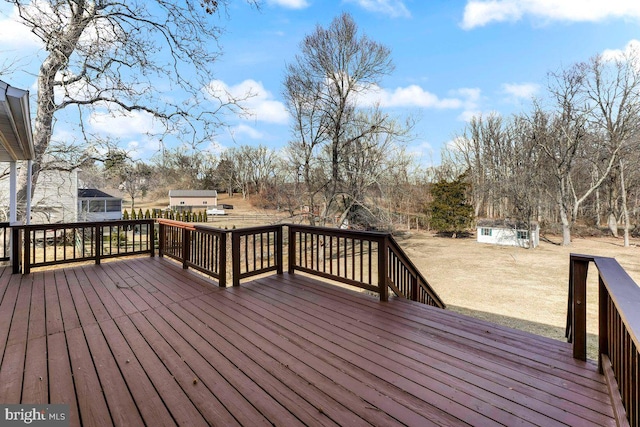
[[477, 219, 540, 248]]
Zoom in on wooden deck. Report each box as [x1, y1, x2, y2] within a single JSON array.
[[0, 257, 616, 426]]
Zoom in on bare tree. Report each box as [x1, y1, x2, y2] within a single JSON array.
[[583, 51, 640, 246], [104, 149, 151, 211], [283, 64, 330, 225], [284, 12, 411, 228], [7, 0, 258, 218], [446, 113, 508, 218], [151, 146, 218, 192]]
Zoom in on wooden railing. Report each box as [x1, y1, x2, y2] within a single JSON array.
[[157, 219, 228, 287], [8, 220, 444, 310], [387, 236, 446, 308], [0, 222, 10, 262], [231, 225, 283, 286], [288, 224, 445, 308], [15, 220, 155, 274], [288, 225, 383, 295], [566, 254, 639, 427]]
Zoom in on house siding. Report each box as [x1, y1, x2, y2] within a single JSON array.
[[168, 190, 217, 212]]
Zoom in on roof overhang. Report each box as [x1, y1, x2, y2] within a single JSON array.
[[0, 80, 35, 162]]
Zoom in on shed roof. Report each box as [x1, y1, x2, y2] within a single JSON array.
[[169, 190, 217, 198], [0, 80, 34, 162]]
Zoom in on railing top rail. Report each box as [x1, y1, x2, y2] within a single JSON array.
[[570, 253, 640, 349], [156, 218, 228, 234], [193, 224, 229, 234], [569, 253, 598, 263], [232, 224, 282, 235], [593, 256, 640, 349], [156, 218, 196, 230], [16, 219, 155, 230], [388, 235, 446, 308], [289, 224, 389, 240]]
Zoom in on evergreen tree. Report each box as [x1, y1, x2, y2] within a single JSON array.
[[428, 173, 474, 238]]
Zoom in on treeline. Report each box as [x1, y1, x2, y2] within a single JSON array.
[[440, 49, 640, 246], [81, 142, 433, 231]]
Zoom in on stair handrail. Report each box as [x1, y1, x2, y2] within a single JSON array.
[[386, 235, 446, 309]]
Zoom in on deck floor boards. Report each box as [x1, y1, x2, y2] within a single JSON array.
[[0, 258, 617, 426]]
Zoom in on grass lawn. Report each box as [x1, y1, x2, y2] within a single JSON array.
[[396, 231, 640, 360]]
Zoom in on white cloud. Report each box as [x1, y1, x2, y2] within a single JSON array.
[[410, 140, 435, 161], [361, 84, 463, 109], [450, 87, 482, 121], [358, 84, 483, 121], [461, 0, 640, 30], [346, 0, 411, 18], [205, 79, 289, 125], [204, 140, 228, 155], [267, 0, 310, 9], [602, 39, 640, 61], [445, 135, 469, 153], [89, 110, 162, 137], [457, 110, 483, 122], [501, 82, 539, 100], [231, 124, 264, 140], [0, 5, 41, 49]]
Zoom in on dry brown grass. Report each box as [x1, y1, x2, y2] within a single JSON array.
[[395, 231, 640, 359]]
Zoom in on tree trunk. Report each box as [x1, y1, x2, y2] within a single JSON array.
[[607, 213, 618, 238], [558, 186, 572, 246], [620, 159, 630, 247]]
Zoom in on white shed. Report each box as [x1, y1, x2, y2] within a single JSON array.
[[477, 219, 540, 248]]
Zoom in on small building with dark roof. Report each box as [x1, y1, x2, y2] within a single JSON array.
[[78, 188, 122, 222], [477, 219, 539, 248], [168, 190, 217, 213]]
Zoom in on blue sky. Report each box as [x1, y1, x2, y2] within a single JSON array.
[[1, 0, 640, 166]]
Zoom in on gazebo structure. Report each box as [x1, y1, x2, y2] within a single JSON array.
[[0, 80, 35, 224]]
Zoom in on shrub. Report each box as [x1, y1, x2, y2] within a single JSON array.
[[111, 230, 128, 245]]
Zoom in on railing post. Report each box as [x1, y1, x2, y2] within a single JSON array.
[[598, 275, 608, 373], [378, 235, 389, 302], [182, 227, 190, 270], [22, 227, 30, 275], [12, 227, 22, 274], [276, 225, 283, 275], [219, 231, 227, 287], [232, 231, 240, 286], [288, 226, 296, 274], [149, 221, 155, 257], [158, 222, 165, 257], [411, 276, 418, 302], [95, 224, 102, 265], [570, 256, 589, 361]]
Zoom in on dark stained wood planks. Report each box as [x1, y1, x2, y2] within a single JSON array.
[[0, 259, 618, 426]]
